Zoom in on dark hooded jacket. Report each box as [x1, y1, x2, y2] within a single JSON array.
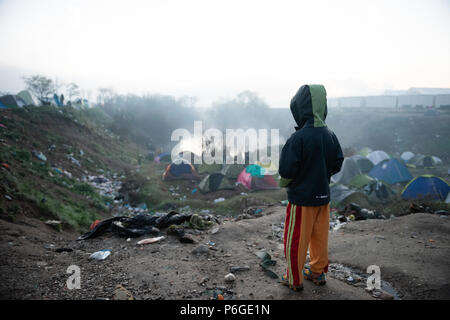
[[279, 84, 343, 206]]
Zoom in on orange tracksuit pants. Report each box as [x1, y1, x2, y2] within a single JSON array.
[[283, 202, 330, 286]]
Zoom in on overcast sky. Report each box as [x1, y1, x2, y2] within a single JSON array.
[[0, 0, 449, 107]]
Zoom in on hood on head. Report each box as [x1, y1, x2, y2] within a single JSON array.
[[290, 84, 327, 129]]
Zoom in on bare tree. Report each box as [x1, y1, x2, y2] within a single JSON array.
[[66, 82, 80, 101], [97, 87, 116, 105], [22, 75, 54, 101]]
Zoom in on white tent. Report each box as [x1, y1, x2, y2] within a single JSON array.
[[367, 150, 390, 165], [400, 151, 415, 162]]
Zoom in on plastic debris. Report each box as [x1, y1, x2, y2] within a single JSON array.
[[137, 236, 165, 245], [32, 150, 47, 162], [224, 273, 236, 282], [90, 249, 111, 260], [4, 195, 12, 201], [214, 197, 225, 203]]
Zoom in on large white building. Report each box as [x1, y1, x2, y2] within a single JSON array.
[[327, 88, 450, 109]]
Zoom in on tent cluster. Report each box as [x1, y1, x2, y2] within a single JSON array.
[[161, 158, 280, 193], [0, 90, 91, 109], [331, 148, 449, 206]]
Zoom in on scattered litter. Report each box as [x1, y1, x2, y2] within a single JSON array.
[[1, 163, 10, 170], [45, 220, 62, 226], [0, 123, 7, 129], [207, 241, 216, 246], [191, 188, 198, 194], [4, 195, 12, 201], [137, 236, 165, 245], [32, 150, 47, 162], [255, 250, 278, 279], [224, 273, 236, 283], [214, 197, 225, 203], [90, 249, 111, 260], [211, 227, 219, 235], [90, 219, 101, 230], [230, 266, 250, 273]]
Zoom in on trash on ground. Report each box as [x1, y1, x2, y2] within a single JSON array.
[[214, 197, 225, 203], [224, 273, 236, 282], [90, 249, 111, 260], [32, 150, 47, 162], [137, 236, 165, 245]]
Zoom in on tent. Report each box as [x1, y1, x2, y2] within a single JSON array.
[[401, 175, 450, 201], [198, 173, 235, 193], [256, 160, 279, 176], [349, 155, 374, 174], [330, 184, 370, 208], [359, 147, 372, 157], [408, 154, 442, 168], [400, 151, 415, 163], [197, 163, 223, 174], [53, 94, 63, 107], [367, 150, 390, 165], [17, 90, 36, 106], [369, 159, 413, 184], [236, 165, 279, 191], [332, 157, 363, 185], [162, 159, 200, 181], [0, 94, 26, 108], [220, 163, 246, 179], [348, 174, 375, 189], [446, 192, 450, 204]]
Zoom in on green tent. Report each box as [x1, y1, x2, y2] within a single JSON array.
[[17, 90, 35, 106], [359, 147, 372, 157], [330, 183, 370, 208], [348, 174, 375, 189], [197, 163, 223, 174], [198, 172, 235, 193], [220, 164, 246, 179], [350, 155, 374, 174]]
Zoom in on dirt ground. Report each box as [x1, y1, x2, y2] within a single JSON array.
[[0, 207, 449, 300]]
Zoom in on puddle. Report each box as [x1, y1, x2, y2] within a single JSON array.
[[328, 263, 401, 300]]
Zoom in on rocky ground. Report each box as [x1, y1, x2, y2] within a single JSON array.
[[1, 206, 449, 300]]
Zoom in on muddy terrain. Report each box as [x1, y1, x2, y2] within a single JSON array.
[[1, 206, 449, 300]]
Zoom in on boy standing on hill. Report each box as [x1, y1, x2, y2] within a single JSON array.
[[279, 84, 343, 291]]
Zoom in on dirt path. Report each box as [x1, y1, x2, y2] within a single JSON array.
[[1, 207, 449, 300]]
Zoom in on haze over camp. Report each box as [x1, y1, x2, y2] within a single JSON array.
[[0, 0, 449, 306]]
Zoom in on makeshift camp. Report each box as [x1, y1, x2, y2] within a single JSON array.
[[400, 151, 415, 163], [154, 152, 171, 163], [0, 94, 26, 108], [237, 165, 279, 191], [162, 158, 200, 181], [369, 159, 413, 184], [53, 94, 63, 107], [332, 157, 363, 185], [408, 154, 443, 168], [330, 184, 370, 208], [401, 175, 450, 201], [198, 172, 235, 193], [367, 150, 390, 165], [350, 155, 374, 174], [17, 90, 35, 106]]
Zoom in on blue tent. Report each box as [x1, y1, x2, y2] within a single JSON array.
[[369, 158, 413, 184], [402, 175, 450, 201], [53, 94, 63, 107]]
